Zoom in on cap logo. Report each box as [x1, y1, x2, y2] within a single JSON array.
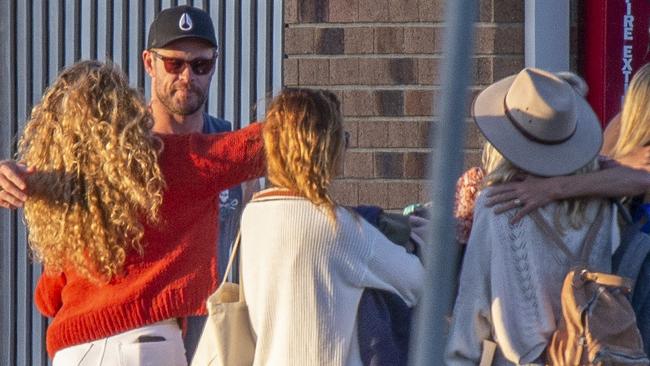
[[179, 13, 193, 31]]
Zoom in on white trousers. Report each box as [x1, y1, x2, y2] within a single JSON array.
[[52, 319, 187, 366]]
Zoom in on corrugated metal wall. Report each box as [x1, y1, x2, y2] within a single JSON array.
[[0, 1, 283, 365]]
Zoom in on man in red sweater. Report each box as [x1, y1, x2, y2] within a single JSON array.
[[0, 6, 262, 364], [142, 6, 260, 361]]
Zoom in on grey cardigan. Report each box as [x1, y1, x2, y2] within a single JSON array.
[[445, 192, 619, 365]]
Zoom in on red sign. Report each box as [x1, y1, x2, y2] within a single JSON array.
[[583, 0, 650, 126]]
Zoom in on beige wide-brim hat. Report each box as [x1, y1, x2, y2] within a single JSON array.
[[473, 67, 603, 177]]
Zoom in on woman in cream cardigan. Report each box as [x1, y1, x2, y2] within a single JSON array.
[[445, 68, 619, 365], [240, 88, 424, 366]]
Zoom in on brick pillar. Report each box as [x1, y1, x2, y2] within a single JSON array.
[[283, 0, 524, 210]]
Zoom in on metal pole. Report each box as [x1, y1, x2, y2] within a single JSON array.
[[408, 0, 477, 365], [525, 0, 570, 71]]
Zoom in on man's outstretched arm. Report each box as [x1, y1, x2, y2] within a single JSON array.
[[486, 164, 650, 223]]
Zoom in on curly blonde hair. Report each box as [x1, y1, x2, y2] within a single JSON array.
[[482, 142, 602, 231], [612, 63, 650, 159], [18, 60, 165, 281], [263, 88, 344, 222]]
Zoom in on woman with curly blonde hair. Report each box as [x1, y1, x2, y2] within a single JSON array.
[[20, 60, 165, 280], [240, 88, 424, 366], [16, 60, 265, 365]]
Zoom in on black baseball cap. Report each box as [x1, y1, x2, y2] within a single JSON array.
[[147, 6, 217, 49]]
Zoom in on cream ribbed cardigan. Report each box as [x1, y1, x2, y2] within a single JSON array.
[[445, 192, 619, 365], [240, 190, 424, 366]]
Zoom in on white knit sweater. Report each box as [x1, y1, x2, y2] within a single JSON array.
[[240, 190, 424, 366], [445, 192, 619, 366]]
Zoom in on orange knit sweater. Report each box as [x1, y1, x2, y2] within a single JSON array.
[[34, 123, 265, 358]]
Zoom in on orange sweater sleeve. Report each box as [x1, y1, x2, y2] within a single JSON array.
[[193, 122, 265, 190], [34, 269, 67, 318], [159, 122, 266, 195]]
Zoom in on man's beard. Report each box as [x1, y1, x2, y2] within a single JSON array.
[[156, 83, 207, 116]]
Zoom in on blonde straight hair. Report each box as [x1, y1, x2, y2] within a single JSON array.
[[612, 63, 650, 158]]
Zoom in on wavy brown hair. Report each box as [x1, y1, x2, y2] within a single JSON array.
[[263, 88, 344, 222], [18, 60, 165, 281]]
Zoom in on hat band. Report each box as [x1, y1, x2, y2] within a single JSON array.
[[503, 98, 576, 145]]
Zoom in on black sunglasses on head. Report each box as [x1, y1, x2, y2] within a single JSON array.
[[150, 50, 216, 75]]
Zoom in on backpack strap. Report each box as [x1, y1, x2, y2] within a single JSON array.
[[479, 340, 497, 366], [581, 270, 633, 291], [529, 203, 605, 265], [577, 203, 606, 263]]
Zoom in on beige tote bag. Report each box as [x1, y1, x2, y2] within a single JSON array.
[[191, 232, 255, 366]]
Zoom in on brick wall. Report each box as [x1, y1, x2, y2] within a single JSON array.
[[283, 0, 524, 210]]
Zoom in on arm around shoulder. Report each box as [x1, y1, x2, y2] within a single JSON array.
[[548, 165, 650, 199], [486, 165, 650, 223]]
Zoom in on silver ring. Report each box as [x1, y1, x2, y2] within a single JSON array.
[[513, 198, 522, 206]]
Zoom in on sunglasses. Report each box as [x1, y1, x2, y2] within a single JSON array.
[[150, 50, 216, 75]]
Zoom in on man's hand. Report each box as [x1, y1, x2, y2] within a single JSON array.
[[0, 160, 32, 209]]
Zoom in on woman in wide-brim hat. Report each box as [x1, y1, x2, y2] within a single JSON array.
[[484, 63, 650, 360], [445, 68, 620, 365]]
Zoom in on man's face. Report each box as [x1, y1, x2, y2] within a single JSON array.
[[143, 38, 216, 116]]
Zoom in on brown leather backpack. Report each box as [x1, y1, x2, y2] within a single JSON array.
[[531, 206, 649, 366]]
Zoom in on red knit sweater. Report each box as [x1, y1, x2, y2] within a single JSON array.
[[34, 123, 265, 358]]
